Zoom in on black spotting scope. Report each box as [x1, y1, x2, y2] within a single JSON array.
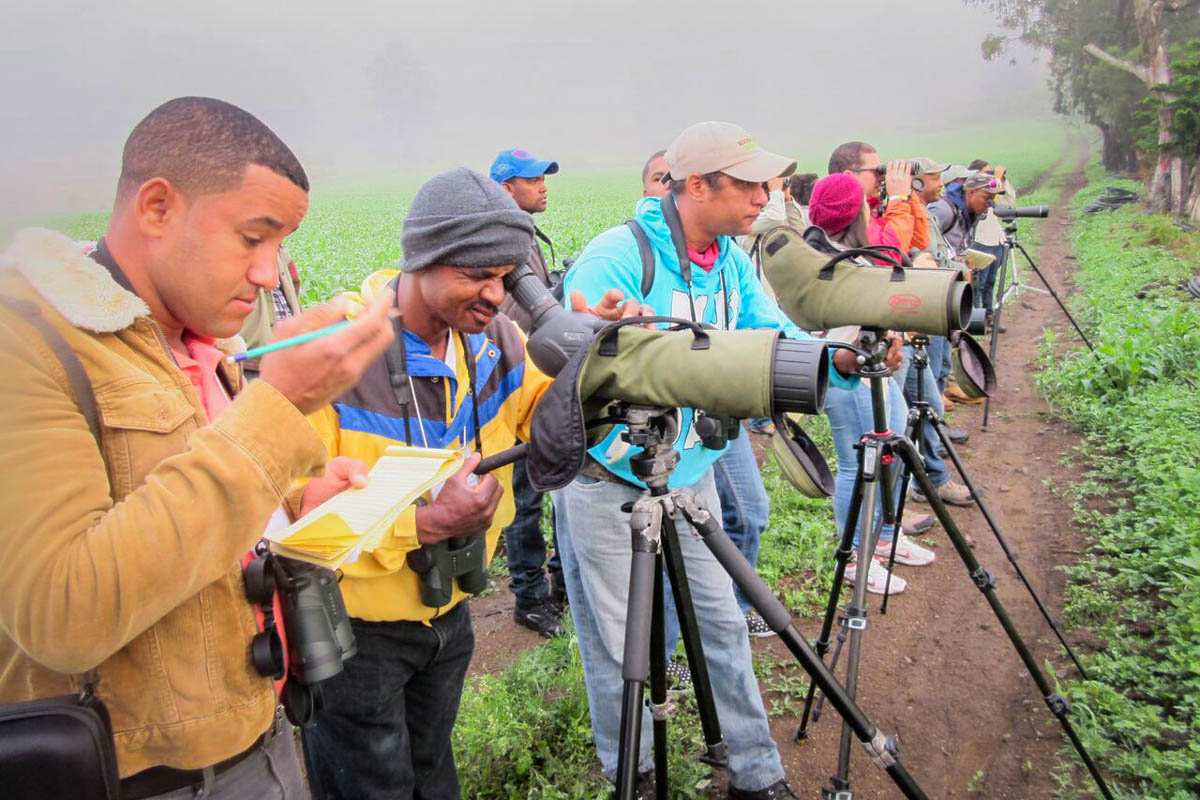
[[993, 204, 1050, 220]]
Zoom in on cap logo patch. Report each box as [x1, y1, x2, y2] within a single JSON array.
[[512, 150, 530, 159], [738, 136, 758, 152]]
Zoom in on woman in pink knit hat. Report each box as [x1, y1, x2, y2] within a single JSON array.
[[808, 173, 903, 257]]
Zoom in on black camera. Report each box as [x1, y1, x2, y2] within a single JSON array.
[[244, 551, 357, 725], [993, 204, 1049, 220]]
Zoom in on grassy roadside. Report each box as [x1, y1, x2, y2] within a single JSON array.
[[1036, 165, 1200, 799]]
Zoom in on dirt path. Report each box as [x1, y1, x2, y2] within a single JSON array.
[[466, 138, 1098, 797], [763, 138, 1095, 799]]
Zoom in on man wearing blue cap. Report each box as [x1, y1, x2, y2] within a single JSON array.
[[489, 148, 567, 638]]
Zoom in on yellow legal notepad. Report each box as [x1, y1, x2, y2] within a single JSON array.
[[266, 446, 464, 569]]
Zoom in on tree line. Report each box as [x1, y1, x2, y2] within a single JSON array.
[[973, 0, 1200, 218]]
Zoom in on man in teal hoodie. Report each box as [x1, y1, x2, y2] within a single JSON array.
[[554, 122, 868, 799]]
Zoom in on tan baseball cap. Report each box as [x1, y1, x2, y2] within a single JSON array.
[[663, 121, 797, 184], [916, 157, 951, 175]]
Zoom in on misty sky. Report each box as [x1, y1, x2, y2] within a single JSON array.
[[1, 0, 1048, 223]]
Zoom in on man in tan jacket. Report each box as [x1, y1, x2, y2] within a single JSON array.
[[0, 97, 392, 799]]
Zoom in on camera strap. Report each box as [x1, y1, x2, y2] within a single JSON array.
[[534, 225, 557, 271], [635, 196, 733, 330]]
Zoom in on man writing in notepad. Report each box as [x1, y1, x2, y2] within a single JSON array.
[[0, 97, 394, 799], [300, 168, 649, 800]]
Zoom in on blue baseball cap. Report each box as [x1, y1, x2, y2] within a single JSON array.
[[489, 149, 560, 184]]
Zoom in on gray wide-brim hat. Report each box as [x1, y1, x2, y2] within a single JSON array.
[[401, 167, 535, 272], [951, 332, 997, 399], [770, 413, 834, 498]]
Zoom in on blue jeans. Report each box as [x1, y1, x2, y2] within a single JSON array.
[[974, 243, 1007, 311], [302, 602, 474, 800], [662, 432, 768, 654], [502, 456, 562, 608], [825, 378, 907, 547], [552, 468, 785, 792], [899, 345, 950, 487], [930, 334, 951, 395]]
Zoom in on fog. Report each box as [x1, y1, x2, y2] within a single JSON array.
[[0, 0, 1048, 223]]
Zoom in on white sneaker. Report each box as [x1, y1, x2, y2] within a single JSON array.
[[874, 533, 936, 567], [845, 556, 906, 595]]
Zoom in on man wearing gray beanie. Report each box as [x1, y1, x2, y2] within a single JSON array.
[[301, 168, 644, 800]]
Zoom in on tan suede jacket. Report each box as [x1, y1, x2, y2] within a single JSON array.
[[0, 229, 328, 776]]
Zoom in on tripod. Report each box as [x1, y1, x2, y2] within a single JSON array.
[[794, 330, 1114, 800], [984, 222, 1095, 428], [611, 405, 927, 800], [900, 336, 1090, 677]]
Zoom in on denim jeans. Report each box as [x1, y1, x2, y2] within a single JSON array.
[[973, 243, 1007, 311], [900, 345, 950, 487], [706, 433, 768, 612], [662, 432, 769, 653], [502, 455, 562, 608], [302, 602, 474, 800], [824, 378, 907, 547], [552, 468, 785, 792], [143, 725, 308, 800]]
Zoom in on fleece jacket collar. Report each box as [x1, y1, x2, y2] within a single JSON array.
[[0, 227, 242, 353]]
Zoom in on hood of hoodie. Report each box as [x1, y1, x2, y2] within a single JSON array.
[[633, 196, 735, 294], [945, 182, 970, 221]]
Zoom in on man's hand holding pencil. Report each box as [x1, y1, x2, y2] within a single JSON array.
[[257, 288, 396, 415]]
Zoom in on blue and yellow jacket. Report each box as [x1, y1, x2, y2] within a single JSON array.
[[308, 272, 551, 622]]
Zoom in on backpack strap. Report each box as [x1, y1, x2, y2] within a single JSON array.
[[0, 296, 101, 445], [624, 219, 656, 297]]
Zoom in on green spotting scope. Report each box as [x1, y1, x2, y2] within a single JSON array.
[[759, 226, 973, 337]]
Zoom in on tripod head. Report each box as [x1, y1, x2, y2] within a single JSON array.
[[851, 328, 898, 379], [618, 405, 682, 491]]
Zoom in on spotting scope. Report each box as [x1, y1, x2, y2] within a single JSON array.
[[502, 264, 829, 417], [993, 204, 1050, 220]]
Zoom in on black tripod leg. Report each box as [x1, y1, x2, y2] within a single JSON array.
[[616, 501, 662, 800], [660, 515, 728, 768], [675, 492, 930, 800], [1012, 240, 1095, 352], [930, 420, 1091, 679], [893, 439, 1115, 800], [796, 464, 867, 740], [650, 556, 668, 798], [983, 245, 1010, 430]]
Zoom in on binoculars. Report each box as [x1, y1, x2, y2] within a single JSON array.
[[863, 160, 924, 177], [244, 552, 358, 725]]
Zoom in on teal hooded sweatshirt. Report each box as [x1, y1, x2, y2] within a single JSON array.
[[563, 195, 856, 489]]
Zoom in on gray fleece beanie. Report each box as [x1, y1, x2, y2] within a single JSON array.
[[401, 167, 535, 272]]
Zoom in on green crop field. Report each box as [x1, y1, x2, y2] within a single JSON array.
[[27, 119, 1071, 309]]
